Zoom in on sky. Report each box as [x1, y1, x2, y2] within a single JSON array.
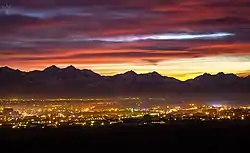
[[0, 0, 250, 80]]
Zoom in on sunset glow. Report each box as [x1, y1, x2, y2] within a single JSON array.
[[0, 0, 250, 80]]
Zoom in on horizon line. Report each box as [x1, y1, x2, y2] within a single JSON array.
[[1, 65, 249, 81]]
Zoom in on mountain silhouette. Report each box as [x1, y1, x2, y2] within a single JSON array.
[[44, 65, 61, 72], [0, 66, 249, 97]]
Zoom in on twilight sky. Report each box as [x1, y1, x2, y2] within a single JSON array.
[[1, 0, 250, 80]]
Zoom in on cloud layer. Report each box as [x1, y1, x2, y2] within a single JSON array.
[[1, 0, 250, 80]]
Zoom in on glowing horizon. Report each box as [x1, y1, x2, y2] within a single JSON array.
[[2, 55, 250, 81]]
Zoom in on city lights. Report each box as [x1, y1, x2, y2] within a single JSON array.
[[0, 98, 249, 128]]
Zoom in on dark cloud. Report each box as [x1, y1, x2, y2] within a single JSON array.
[[0, 14, 39, 33], [0, 0, 186, 8], [204, 0, 250, 8], [132, 46, 189, 51], [187, 16, 250, 26]]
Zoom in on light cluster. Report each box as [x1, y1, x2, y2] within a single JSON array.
[[0, 99, 249, 128]]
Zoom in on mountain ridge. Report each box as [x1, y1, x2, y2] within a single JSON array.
[[0, 66, 249, 97], [1, 66, 248, 81]]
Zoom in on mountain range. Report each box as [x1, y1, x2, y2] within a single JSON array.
[[0, 66, 249, 97]]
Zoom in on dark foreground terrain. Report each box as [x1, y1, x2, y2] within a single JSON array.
[[0, 120, 250, 152]]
